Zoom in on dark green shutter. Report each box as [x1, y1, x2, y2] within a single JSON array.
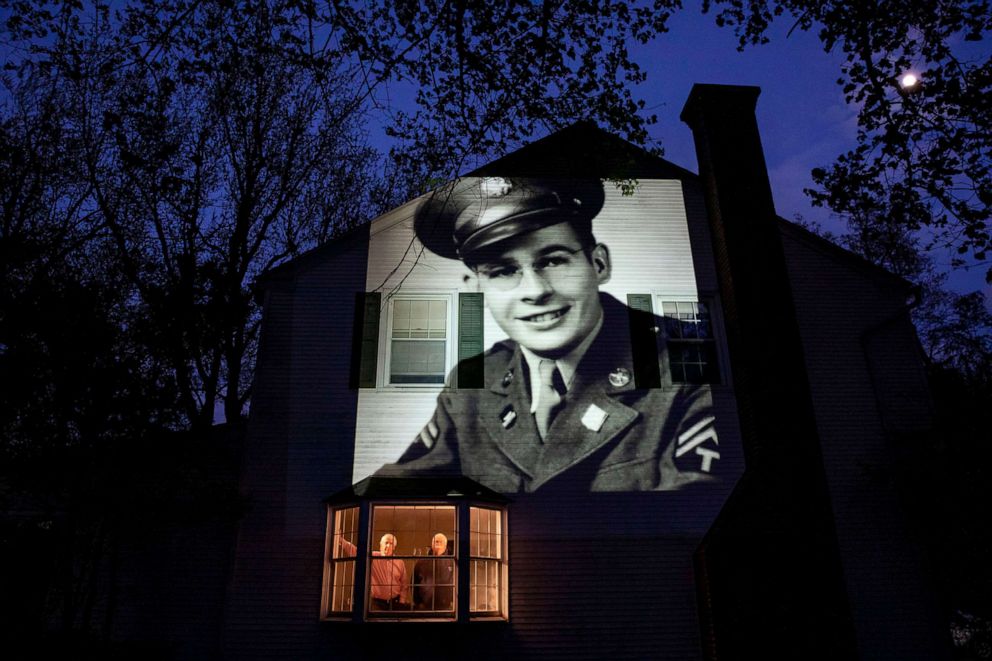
[[350, 292, 381, 389], [627, 293, 661, 389], [457, 292, 485, 388]]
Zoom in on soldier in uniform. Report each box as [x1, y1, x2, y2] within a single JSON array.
[[380, 177, 720, 492]]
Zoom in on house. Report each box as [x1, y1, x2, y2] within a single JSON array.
[[220, 84, 948, 659]]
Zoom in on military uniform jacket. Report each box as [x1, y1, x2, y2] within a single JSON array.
[[385, 295, 721, 492]]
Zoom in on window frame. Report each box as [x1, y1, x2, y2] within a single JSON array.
[[365, 503, 459, 620], [468, 505, 508, 618], [381, 292, 457, 389], [654, 294, 728, 386], [320, 498, 509, 623], [321, 504, 360, 619]]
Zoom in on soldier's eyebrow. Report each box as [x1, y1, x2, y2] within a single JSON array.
[[474, 256, 519, 270], [535, 243, 583, 256]]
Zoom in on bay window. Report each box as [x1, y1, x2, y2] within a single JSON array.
[[321, 477, 508, 622]]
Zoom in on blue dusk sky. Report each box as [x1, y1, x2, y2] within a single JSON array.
[[367, 7, 990, 302]]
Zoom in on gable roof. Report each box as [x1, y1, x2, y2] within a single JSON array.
[[775, 217, 915, 294], [256, 121, 915, 296], [468, 121, 698, 180]]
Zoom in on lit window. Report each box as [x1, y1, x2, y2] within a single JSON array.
[[322, 506, 358, 615], [469, 506, 505, 615], [388, 297, 449, 385], [321, 478, 508, 622], [367, 505, 456, 617], [660, 300, 721, 384]]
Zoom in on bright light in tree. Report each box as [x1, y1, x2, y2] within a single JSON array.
[[900, 73, 920, 89]]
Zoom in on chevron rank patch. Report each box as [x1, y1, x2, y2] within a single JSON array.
[[418, 417, 440, 448], [674, 416, 720, 473]]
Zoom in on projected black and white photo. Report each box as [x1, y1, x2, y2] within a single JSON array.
[[353, 177, 738, 493]]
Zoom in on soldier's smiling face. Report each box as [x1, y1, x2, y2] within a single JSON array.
[[471, 222, 610, 358]]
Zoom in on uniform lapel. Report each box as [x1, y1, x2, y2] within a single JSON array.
[[479, 345, 541, 478]]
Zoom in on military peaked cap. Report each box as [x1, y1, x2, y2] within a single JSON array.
[[414, 177, 606, 261]]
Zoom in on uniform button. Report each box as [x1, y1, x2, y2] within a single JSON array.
[[608, 367, 631, 387]]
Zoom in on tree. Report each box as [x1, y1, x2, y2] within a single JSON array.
[[702, 0, 992, 280], [1, 0, 693, 426], [3, 0, 390, 427], [0, 1, 690, 643]]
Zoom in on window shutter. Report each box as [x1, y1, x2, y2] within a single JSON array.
[[350, 292, 381, 389], [458, 292, 485, 388], [626, 293, 662, 389]]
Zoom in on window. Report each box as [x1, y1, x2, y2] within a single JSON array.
[[659, 300, 721, 384], [469, 506, 505, 615], [367, 505, 456, 617], [388, 297, 449, 385], [320, 484, 509, 622], [322, 506, 359, 615]]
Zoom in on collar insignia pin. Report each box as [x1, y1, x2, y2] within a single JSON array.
[[581, 404, 608, 432], [501, 369, 514, 387], [608, 367, 631, 387]]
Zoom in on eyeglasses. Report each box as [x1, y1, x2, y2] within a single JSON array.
[[473, 245, 593, 292]]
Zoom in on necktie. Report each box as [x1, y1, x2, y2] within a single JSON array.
[[535, 360, 566, 440]]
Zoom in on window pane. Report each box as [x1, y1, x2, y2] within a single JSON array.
[[409, 300, 429, 336], [660, 299, 721, 385], [392, 298, 448, 357], [683, 316, 699, 338], [697, 302, 712, 338], [468, 508, 505, 617], [469, 559, 499, 613], [390, 340, 446, 384], [392, 300, 410, 333], [369, 505, 456, 617], [429, 299, 447, 327], [487, 560, 498, 609], [329, 506, 358, 613]]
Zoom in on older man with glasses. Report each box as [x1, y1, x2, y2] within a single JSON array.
[[380, 177, 719, 493]]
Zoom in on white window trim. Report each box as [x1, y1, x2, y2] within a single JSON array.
[[468, 505, 508, 618], [379, 291, 457, 389]]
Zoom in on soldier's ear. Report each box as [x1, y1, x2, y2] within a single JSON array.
[[591, 243, 611, 285]]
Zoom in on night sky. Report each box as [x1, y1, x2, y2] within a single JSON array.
[[627, 11, 989, 301], [368, 8, 990, 303]]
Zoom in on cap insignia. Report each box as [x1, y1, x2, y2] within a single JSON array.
[[480, 177, 512, 198]]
